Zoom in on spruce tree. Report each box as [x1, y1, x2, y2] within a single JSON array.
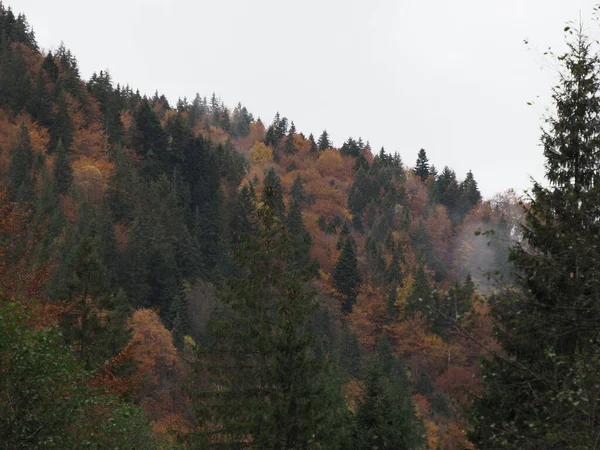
[[318, 129, 331, 151], [263, 167, 285, 218], [470, 30, 600, 448], [308, 133, 318, 155], [192, 185, 347, 448], [334, 236, 361, 313], [8, 123, 34, 203], [414, 148, 430, 181], [53, 138, 72, 195], [286, 176, 312, 270], [348, 354, 425, 449]]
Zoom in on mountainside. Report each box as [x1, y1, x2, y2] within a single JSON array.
[[0, 3, 523, 448]]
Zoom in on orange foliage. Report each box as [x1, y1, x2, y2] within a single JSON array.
[[404, 173, 430, 217], [315, 149, 353, 180], [347, 284, 389, 348], [198, 125, 229, 145], [72, 121, 106, 159], [388, 315, 465, 377], [0, 111, 49, 175], [0, 186, 56, 325], [439, 420, 475, 450], [128, 309, 179, 389], [308, 230, 337, 273], [235, 121, 266, 155], [435, 365, 481, 406], [90, 343, 140, 398], [412, 393, 431, 418], [425, 204, 453, 275], [128, 309, 189, 436]]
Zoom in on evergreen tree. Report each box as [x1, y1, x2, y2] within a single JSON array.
[[263, 167, 285, 218], [53, 138, 72, 195], [348, 354, 425, 449], [470, 30, 600, 448], [8, 123, 34, 203], [334, 236, 361, 313], [286, 176, 312, 270], [341, 137, 361, 158], [42, 51, 59, 83], [283, 121, 296, 154], [414, 148, 430, 181], [29, 68, 53, 127], [230, 183, 258, 244], [318, 129, 331, 151], [191, 185, 347, 448], [407, 265, 431, 317], [434, 166, 460, 222], [308, 133, 318, 155], [458, 170, 482, 218], [50, 90, 74, 151]]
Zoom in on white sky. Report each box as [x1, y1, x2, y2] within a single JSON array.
[[7, 0, 600, 197]]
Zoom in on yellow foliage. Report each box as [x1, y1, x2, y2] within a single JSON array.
[[250, 142, 273, 164], [316, 149, 346, 178]]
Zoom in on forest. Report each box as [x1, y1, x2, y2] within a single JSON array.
[[1, 3, 599, 449]]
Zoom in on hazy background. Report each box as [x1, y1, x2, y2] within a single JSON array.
[[7, 0, 600, 197]]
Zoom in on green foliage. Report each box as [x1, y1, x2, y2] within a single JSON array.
[[318, 129, 331, 151], [470, 30, 600, 448], [0, 302, 156, 450], [191, 187, 348, 448], [334, 235, 361, 313], [414, 148, 430, 181], [346, 354, 425, 449], [8, 123, 34, 203], [53, 139, 73, 195]]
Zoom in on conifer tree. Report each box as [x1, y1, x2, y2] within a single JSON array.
[[50, 90, 74, 151], [263, 167, 285, 218], [414, 148, 430, 181], [8, 123, 34, 203], [283, 121, 296, 154], [53, 138, 72, 195], [470, 29, 600, 448], [230, 183, 258, 244], [318, 129, 331, 151], [334, 235, 361, 313], [192, 184, 347, 448], [286, 176, 312, 269], [308, 133, 318, 154], [348, 354, 425, 449]]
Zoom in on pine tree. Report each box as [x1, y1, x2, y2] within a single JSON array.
[[470, 29, 600, 448], [414, 148, 430, 181], [334, 236, 361, 313]]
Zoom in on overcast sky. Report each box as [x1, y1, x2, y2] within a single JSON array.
[[7, 0, 600, 197]]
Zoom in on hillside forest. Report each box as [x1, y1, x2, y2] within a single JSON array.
[[1, 3, 600, 449]]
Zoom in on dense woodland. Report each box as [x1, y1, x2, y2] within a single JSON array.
[[1, 3, 599, 449]]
